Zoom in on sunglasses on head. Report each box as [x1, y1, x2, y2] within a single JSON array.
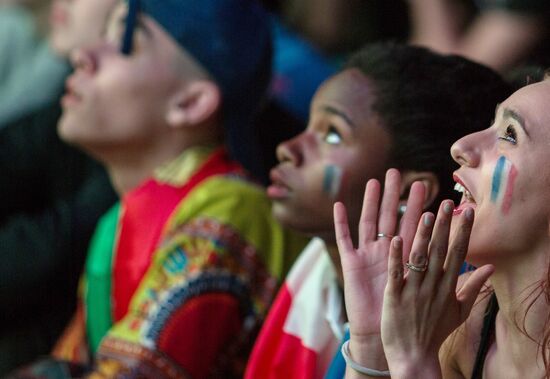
[[121, 0, 139, 55]]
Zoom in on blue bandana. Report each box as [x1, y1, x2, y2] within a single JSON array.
[[123, 0, 272, 179]]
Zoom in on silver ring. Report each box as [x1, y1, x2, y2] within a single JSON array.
[[376, 233, 394, 239], [405, 262, 428, 272]]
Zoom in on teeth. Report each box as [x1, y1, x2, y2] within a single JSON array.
[[454, 183, 474, 202]]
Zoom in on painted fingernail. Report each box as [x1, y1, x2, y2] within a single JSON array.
[[423, 214, 433, 226], [465, 208, 474, 221], [444, 201, 453, 214]]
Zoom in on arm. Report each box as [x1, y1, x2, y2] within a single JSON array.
[[408, 0, 464, 53], [452, 10, 545, 73], [89, 216, 275, 379], [409, 0, 547, 73]]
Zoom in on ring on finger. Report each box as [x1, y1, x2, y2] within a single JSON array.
[[376, 233, 394, 239], [405, 262, 428, 272]]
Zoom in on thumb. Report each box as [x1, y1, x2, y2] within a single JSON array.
[[456, 265, 495, 323]]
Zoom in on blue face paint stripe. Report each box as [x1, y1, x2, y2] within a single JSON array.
[[491, 156, 506, 202], [323, 166, 337, 195]]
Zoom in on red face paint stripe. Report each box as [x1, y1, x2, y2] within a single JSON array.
[[501, 164, 518, 215]]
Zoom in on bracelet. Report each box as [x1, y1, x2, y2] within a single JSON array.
[[341, 340, 391, 377]]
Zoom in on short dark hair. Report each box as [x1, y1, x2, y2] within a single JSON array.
[[345, 43, 514, 209]]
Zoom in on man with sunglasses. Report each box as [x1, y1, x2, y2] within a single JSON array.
[[10, 1, 306, 378]]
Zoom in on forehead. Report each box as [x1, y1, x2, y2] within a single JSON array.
[[500, 81, 550, 135], [312, 69, 376, 118]]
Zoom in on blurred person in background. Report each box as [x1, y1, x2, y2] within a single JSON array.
[[0, 0, 117, 375], [409, 0, 550, 74], [0, 0, 66, 125]]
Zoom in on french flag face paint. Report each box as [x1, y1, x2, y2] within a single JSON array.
[[322, 165, 343, 199], [490, 156, 518, 214]]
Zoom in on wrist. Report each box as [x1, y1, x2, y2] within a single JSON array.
[[386, 354, 441, 379], [342, 340, 390, 377], [347, 335, 388, 371]]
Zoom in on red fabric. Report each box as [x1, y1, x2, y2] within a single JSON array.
[[112, 149, 241, 321], [245, 284, 317, 379], [157, 293, 242, 379]]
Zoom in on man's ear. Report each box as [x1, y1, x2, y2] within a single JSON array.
[[399, 170, 440, 211], [166, 80, 221, 129]]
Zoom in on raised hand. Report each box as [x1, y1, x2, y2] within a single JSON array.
[[381, 204, 494, 379], [333, 169, 425, 372]]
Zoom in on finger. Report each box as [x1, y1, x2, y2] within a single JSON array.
[[398, 181, 425, 260], [457, 264, 494, 323], [358, 179, 381, 247], [442, 208, 474, 291], [385, 236, 404, 296], [334, 202, 355, 256], [422, 200, 454, 289], [376, 169, 401, 239], [404, 212, 435, 289]]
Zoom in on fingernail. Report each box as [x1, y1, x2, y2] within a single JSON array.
[[444, 201, 453, 214], [423, 214, 433, 226], [465, 208, 474, 221], [393, 237, 402, 248]]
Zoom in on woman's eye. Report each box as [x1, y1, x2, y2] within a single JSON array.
[[498, 125, 517, 145], [325, 126, 342, 145]]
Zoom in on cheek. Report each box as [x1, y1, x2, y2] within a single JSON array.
[[489, 156, 518, 215]]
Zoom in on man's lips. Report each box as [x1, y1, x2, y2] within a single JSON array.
[[61, 77, 83, 107]]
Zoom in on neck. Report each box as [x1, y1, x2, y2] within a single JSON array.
[[103, 141, 217, 196], [97, 124, 223, 196], [489, 243, 550, 352], [106, 152, 175, 195]]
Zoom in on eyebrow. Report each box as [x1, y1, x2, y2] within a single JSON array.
[[322, 105, 355, 128], [502, 107, 530, 138]]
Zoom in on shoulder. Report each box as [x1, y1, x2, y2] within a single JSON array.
[[440, 272, 494, 378], [165, 174, 308, 279]]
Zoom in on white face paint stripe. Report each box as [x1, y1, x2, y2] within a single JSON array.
[[490, 156, 517, 214]]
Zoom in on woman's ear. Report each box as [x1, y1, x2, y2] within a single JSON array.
[[399, 170, 440, 211], [165, 80, 221, 129]]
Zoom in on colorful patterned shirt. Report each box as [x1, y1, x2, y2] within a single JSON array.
[[52, 146, 306, 379]]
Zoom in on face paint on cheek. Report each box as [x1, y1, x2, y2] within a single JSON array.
[[490, 156, 518, 214], [322, 165, 343, 199]]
